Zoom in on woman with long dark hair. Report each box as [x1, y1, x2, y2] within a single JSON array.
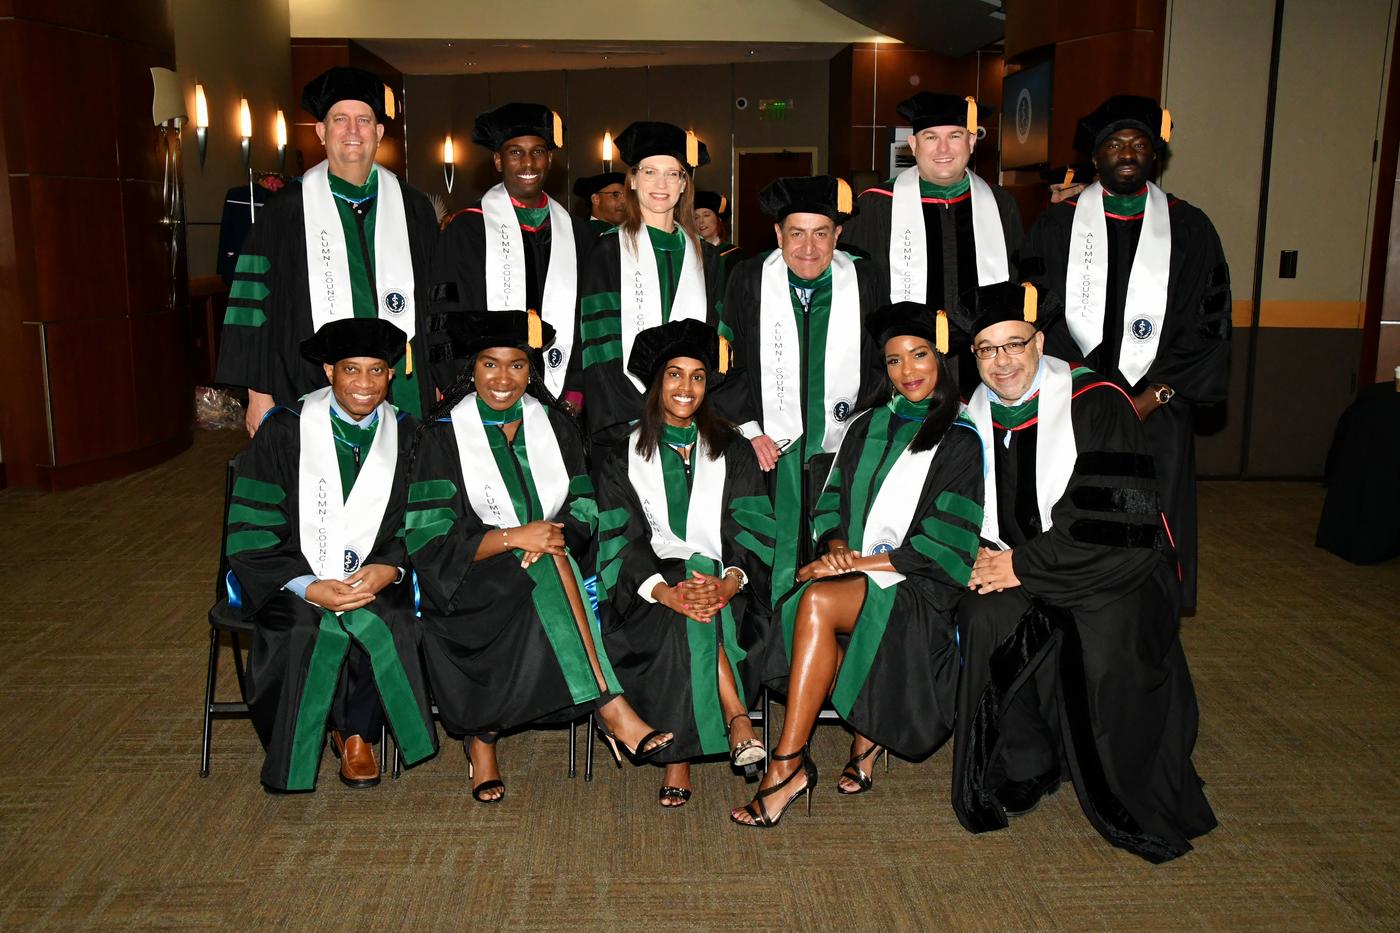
[[577, 122, 725, 460], [593, 320, 776, 808], [406, 309, 672, 803], [732, 303, 985, 827]]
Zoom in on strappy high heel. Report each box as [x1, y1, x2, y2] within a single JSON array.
[[596, 720, 674, 767], [837, 741, 886, 796], [730, 746, 817, 828], [465, 735, 504, 804], [728, 712, 765, 781]]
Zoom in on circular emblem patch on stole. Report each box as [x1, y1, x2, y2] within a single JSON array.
[[343, 547, 362, 575], [1015, 88, 1033, 145], [1131, 317, 1154, 341], [382, 289, 407, 314], [547, 346, 564, 369], [832, 399, 852, 422], [870, 540, 896, 555]]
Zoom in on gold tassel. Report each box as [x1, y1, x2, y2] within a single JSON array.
[[965, 96, 978, 135], [1062, 167, 1075, 187], [552, 111, 564, 149], [1160, 107, 1172, 144], [836, 178, 853, 214], [719, 194, 728, 214], [718, 335, 732, 375], [685, 130, 699, 169], [404, 340, 413, 376], [936, 310, 949, 355], [527, 309, 543, 349], [1022, 282, 1038, 324]]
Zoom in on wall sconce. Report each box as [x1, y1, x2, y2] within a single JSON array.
[[193, 83, 209, 168], [602, 130, 613, 172], [239, 97, 252, 170], [275, 109, 287, 172], [443, 134, 455, 193]]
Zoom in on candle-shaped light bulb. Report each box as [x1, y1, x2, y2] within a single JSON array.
[[194, 84, 209, 129], [239, 98, 252, 139], [444, 134, 455, 164], [602, 131, 613, 162], [275, 109, 287, 148]]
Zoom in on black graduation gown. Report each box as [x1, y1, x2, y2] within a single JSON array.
[[406, 403, 621, 735], [428, 203, 592, 397], [719, 251, 884, 600], [1020, 195, 1232, 608], [839, 179, 1023, 395], [766, 410, 985, 760], [592, 433, 776, 763], [951, 371, 1217, 863], [578, 229, 724, 453], [215, 178, 446, 414], [226, 403, 437, 791]]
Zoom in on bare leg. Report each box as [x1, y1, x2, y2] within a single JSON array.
[[717, 646, 757, 751], [731, 575, 866, 824], [554, 554, 672, 755]]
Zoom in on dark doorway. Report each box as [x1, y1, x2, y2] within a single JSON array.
[[734, 148, 818, 253]]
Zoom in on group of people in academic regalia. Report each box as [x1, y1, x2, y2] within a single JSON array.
[[215, 65, 1227, 864]]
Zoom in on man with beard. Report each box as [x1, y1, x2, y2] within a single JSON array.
[[950, 281, 1216, 862], [430, 103, 591, 406], [1019, 96, 1231, 610]]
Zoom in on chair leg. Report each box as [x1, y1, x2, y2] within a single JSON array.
[[584, 713, 595, 782], [230, 633, 249, 702], [201, 628, 221, 777], [380, 724, 388, 774], [392, 740, 402, 779], [762, 686, 772, 761], [568, 717, 578, 778]]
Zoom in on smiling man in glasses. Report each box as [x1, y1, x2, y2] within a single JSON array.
[[949, 281, 1216, 864]]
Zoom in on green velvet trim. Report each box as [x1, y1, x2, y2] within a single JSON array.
[[234, 254, 269, 273], [227, 503, 284, 528], [233, 475, 285, 505], [226, 529, 280, 556], [408, 479, 458, 503], [223, 305, 267, 328], [919, 175, 971, 199]]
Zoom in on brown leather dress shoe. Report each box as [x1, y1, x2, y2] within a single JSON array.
[[331, 730, 381, 788]]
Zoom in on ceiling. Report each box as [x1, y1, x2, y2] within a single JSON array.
[[357, 38, 852, 75], [819, 0, 1006, 57]]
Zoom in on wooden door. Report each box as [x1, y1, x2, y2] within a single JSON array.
[[733, 149, 817, 254]]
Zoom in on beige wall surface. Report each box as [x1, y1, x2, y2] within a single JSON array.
[[1260, 0, 1394, 305], [289, 0, 887, 42], [403, 60, 831, 218], [173, 0, 294, 278]]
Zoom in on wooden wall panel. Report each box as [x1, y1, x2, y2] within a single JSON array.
[[15, 176, 128, 321], [1049, 30, 1163, 168], [122, 179, 175, 317], [43, 316, 139, 466], [643, 65, 734, 200], [0, 21, 118, 178], [130, 308, 192, 448]]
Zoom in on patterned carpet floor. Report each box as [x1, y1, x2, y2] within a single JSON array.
[[0, 429, 1397, 930]]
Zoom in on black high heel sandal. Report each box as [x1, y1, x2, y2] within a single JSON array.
[[728, 712, 765, 781], [596, 721, 674, 766], [465, 735, 505, 804], [730, 746, 817, 828], [837, 741, 886, 796]]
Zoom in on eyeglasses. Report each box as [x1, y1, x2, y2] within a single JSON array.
[[596, 190, 624, 199], [972, 339, 1032, 360], [637, 166, 685, 185]]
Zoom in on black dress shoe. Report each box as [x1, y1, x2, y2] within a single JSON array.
[[995, 770, 1060, 817]]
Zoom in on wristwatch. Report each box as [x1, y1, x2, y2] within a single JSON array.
[[1151, 384, 1175, 405]]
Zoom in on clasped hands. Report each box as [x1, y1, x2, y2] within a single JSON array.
[[967, 546, 1021, 595], [501, 520, 567, 568], [306, 563, 398, 613], [653, 570, 740, 623], [796, 539, 863, 582]]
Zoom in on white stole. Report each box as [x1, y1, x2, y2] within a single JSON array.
[[966, 356, 1077, 550], [1065, 181, 1171, 386], [756, 250, 862, 454], [626, 430, 726, 563], [300, 162, 416, 341], [480, 183, 579, 395], [857, 421, 940, 590], [887, 166, 1010, 303], [297, 387, 398, 590], [449, 394, 569, 528], [618, 226, 708, 391]]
